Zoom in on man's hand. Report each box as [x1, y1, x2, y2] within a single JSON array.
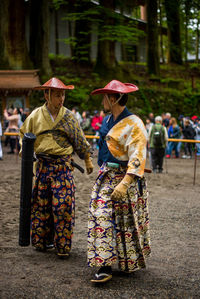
[[111, 174, 134, 201], [84, 153, 94, 175]]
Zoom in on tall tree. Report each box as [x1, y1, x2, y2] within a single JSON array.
[[73, 0, 92, 65], [29, 0, 52, 77], [158, 0, 165, 64], [0, 0, 32, 69], [146, 0, 160, 75], [164, 0, 182, 64], [94, 0, 117, 75], [53, 0, 92, 65], [196, 14, 200, 63], [182, 0, 192, 63]]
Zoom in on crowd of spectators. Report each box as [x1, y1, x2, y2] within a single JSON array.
[[1, 106, 199, 162], [145, 112, 200, 160]]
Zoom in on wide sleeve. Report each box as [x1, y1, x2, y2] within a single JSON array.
[[125, 118, 147, 177], [106, 115, 147, 177], [59, 111, 91, 159]]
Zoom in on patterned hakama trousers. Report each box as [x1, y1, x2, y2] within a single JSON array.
[[31, 156, 75, 254], [88, 166, 151, 272]]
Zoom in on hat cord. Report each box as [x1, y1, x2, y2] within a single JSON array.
[[105, 93, 124, 110]]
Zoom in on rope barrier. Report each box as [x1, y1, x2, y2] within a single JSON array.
[[3, 132, 199, 185], [4, 132, 200, 143]]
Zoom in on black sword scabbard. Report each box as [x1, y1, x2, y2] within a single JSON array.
[[19, 133, 36, 246]]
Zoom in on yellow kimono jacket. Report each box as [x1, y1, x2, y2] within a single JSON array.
[[19, 103, 90, 158], [105, 114, 147, 177]]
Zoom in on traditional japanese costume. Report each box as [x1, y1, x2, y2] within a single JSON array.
[[88, 80, 151, 272]]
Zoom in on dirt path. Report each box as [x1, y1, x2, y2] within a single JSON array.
[[0, 149, 200, 298]]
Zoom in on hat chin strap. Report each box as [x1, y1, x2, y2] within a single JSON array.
[[105, 93, 124, 111]]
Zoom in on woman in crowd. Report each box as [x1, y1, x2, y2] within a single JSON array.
[[166, 117, 180, 158]]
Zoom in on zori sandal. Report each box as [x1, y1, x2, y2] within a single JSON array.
[[57, 252, 70, 259], [46, 244, 54, 250], [91, 272, 112, 283]]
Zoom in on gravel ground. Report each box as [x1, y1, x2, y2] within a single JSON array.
[[0, 148, 200, 299]]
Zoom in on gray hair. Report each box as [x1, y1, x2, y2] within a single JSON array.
[[166, 112, 171, 118], [155, 116, 162, 123]]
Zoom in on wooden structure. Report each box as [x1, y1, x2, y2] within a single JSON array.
[[0, 70, 40, 114]]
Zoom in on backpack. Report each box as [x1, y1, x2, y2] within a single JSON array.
[[152, 125, 165, 148]]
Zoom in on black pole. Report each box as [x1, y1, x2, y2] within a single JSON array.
[[19, 133, 36, 246]]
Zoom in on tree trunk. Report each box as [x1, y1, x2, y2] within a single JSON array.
[[184, 0, 191, 63], [164, 0, 182, 64], [73, 0, 91, 65], [0, 0, 32, 69], [94, 0, 117, 75], [146, 0, 160, 75], [158, 0, 165, 64], [119, 5, 127, 62], [196, 15, 199, 64], [29, 0, 52, 77], [55, 10, 59, 55]]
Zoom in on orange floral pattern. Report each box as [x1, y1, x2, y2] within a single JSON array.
[[31, 156, 75, 253], [106, 115, 147, 177]]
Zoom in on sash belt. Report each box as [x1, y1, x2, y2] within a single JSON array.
[[36, 153, 84, 173]]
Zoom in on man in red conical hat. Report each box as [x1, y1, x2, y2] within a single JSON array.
[[19, 77, 93, 257], [87, 80, 151, 283]]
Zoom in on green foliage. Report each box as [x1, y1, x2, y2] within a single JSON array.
[[35, 55, 200, 120], [52, 1, 144, 64], [98, 23, 144, 44]]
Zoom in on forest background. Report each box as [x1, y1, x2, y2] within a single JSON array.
[[0, 0, 200, 120]]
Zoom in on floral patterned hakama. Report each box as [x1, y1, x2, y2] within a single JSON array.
[[88, 165, 151, 272], [88, 113, 151, 272], [32, 156, 75, 253]]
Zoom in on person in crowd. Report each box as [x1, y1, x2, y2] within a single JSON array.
[[80, 111, 91, 132], [194, 118, 200, 156], [4, 107, 21, 154], [3, 108, 12, 147], [91, 110, 102, 133], [19, 77, 93, 257], [149, 116, 168, 173], [148, 112, 155, 124], [178, 115, 185, 130], [21, 108, 31, 122], [163, 112, 171, 129], [72, 107, 82, 124], [145, 118, 153, 168], [191, 115, 198, 127], [182, 119, 196, 158], [177, 114, 185, 153], [166, 117, 181, 158], [0, 118, 3, 160], [87, 80, 151, 283], [145, 118, 152, 135], [91, 110, 103, 150]]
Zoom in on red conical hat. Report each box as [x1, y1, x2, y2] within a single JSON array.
[[34, 77, 74, 90], [91, 80, 138, 95]]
